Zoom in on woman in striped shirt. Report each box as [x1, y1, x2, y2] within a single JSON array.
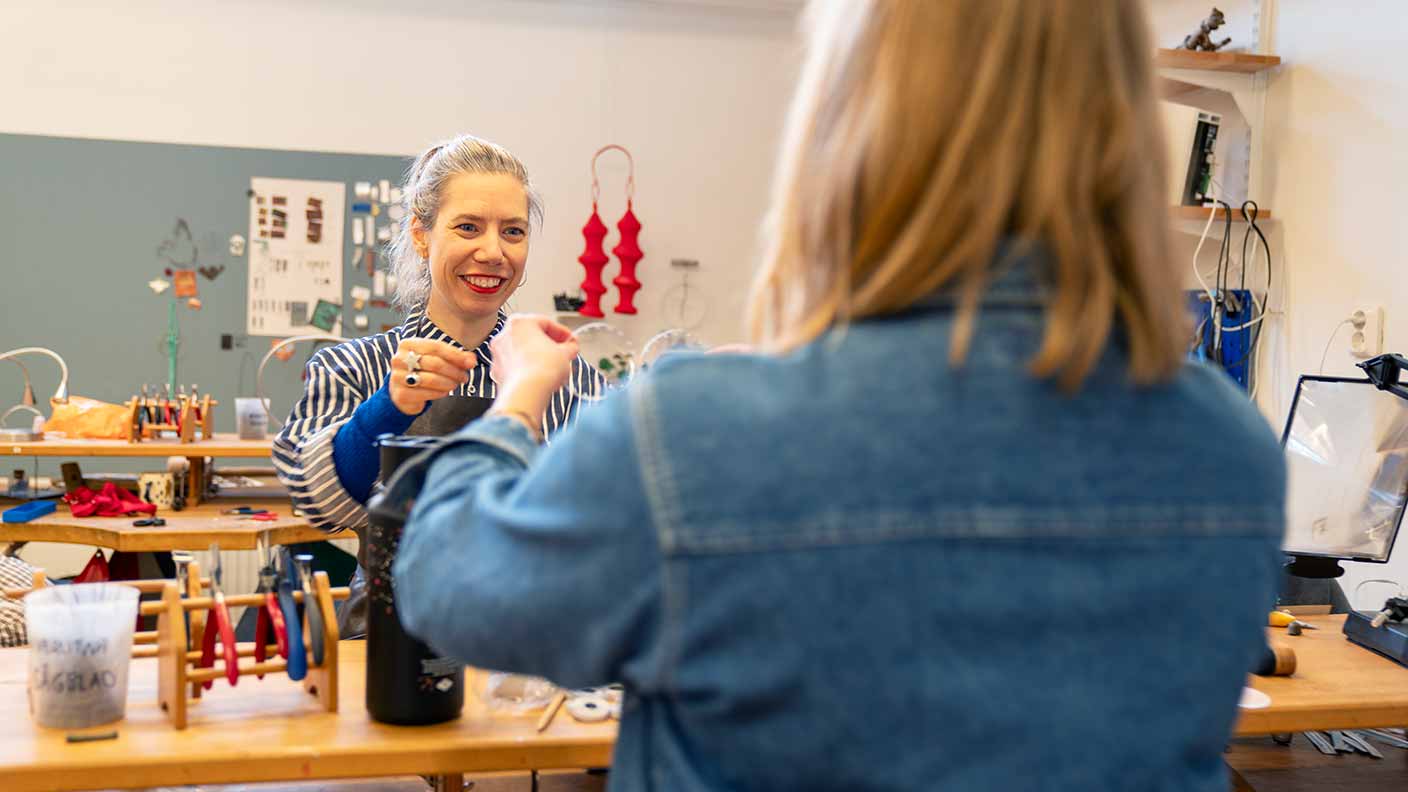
[[274, 134, 599, 636]]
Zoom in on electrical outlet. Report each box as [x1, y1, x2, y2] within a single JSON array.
[[1350, 306, 1385, 358]]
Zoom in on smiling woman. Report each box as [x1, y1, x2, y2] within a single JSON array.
[[272, 134, 602, 637]]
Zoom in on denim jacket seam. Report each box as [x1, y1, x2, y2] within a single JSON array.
[[663, 504, 1285, 556], [630, 381, 688, 704]]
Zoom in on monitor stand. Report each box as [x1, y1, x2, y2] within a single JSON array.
[[1285, 554, 1346, 579]]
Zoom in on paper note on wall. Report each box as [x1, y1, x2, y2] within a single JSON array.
[[247, 177, 346, 336]]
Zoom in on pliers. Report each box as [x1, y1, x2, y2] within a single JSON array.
[[275, 547, 307, 681], [253, 537, 288, 678], [293, 552, 326, 668], [222, 507, 272, 516], [198, 543, 239, 688]]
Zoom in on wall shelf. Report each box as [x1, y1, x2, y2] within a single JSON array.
[[1171, 206, 1272, 222], [1155, 49, 1281, 73]]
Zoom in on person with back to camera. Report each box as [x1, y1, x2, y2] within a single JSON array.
[[273, 135, 600, 637], [388, 1, 1285, 789]]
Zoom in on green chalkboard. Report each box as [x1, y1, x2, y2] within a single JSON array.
[[0, 133, 410, 437]]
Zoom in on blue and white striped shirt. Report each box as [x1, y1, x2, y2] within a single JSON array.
[[273, 310, 601, 533]]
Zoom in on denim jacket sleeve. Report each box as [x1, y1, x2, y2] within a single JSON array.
[[393, 394, 664, 691]]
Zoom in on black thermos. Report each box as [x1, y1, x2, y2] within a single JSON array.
[[365, 434, 465, 725]]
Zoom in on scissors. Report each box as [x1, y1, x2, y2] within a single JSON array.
[[253, 536, 288, 678], [197, 543, 239, 688], [293, 552, 326, 667], [276, 547, 307, 681]]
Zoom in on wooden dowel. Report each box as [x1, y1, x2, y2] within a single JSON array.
[[3, 577, 213, 600], [187, 659, 288, 684], [537, 692, 567, 732], [133, 642, 278, 661], [138, 586, 350, 616], [134, 631, 159, 645]]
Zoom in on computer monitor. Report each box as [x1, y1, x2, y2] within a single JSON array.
[[1281, 375, 1408, 577]]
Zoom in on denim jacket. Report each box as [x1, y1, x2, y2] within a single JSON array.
[[393, 263, 1285, 792]]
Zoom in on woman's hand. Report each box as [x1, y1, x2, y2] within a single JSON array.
[[488, 315, 579, 420], [389, 338, 477, 416]]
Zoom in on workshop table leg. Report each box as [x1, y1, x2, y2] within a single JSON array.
[[187, 455, 205, 506], [1227, 762, 1255, 792], [430, 773, 464, 792]]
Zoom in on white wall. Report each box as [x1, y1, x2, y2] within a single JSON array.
[[0, 0, 800, 350], [1156, 0, 1408, 601], [1257, 0, 1408, 602], [0, 0, 799, 576]]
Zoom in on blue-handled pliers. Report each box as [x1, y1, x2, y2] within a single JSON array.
[[275, 547, 307, 681]]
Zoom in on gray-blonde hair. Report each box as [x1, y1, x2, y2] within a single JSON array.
[[388, 134, 544, 314]]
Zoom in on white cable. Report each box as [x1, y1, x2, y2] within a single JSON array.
[[1191, 178, 1223, 307], [1319, 319, 1354, 374], [1191, 177, 1226, 353]]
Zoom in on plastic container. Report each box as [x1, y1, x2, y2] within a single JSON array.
[[365, 435, 465, 725], [25, 583, 140, 728]]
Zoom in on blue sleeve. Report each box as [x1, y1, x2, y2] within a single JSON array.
[[331, 380, 419, 504], [394, 391, 664, 692]]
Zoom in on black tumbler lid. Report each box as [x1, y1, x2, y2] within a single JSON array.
[[376, 434, 441, 485]]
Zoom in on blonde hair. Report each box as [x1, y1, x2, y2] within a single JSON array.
[[388, 135, 543, 314], [747, 0, 1185, 389]]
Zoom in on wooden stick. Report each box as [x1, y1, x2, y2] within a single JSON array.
[[187, 659, 288, 684], [3, 577, 212, 600], [133, 642, 278, 661], [537, 692, 567, 732], [139, 587, 350, 616]]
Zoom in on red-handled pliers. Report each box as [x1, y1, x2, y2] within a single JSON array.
[[253, 537, 287, 677], [197, 543, 239, 689]]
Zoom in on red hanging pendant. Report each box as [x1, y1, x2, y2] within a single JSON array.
[[579, 145, 644, 317], [577, 205, 609, 318], [612, 202, 642, 314]]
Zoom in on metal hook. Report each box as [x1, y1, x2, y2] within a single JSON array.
[[590, 144, 636, 207]]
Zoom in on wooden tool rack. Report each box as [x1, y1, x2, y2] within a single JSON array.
[[5, 569, 349, 729], [123, 393, 218, 443]]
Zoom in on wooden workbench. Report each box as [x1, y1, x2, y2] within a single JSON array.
[[0, 497, 325, 552], [2, 433, 274, 506], [0, 432, 328, 551], [0, 642, 617, 792], [0, 614, 1399, 790], [1237, 614, 1408, 735], [1, 434, 274, 459]]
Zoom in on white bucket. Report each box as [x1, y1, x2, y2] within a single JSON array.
[[25, 583, 140, 729]]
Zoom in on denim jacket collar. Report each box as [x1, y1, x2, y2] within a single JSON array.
[[912, 240, 1050, 312]]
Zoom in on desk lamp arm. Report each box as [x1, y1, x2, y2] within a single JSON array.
[[0, 347, 69, 404], [255, 334, 345, 430]]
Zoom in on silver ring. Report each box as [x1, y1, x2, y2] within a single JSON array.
[[405, 372, 421, 388], [405, 351, 423, 372]]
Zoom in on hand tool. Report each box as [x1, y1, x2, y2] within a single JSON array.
[[252, 536, 287, 677], [294, 552, 326, 667], [172, 550, 194, 649], [222, 507, 271, 515], [276, 547, 307, 681], [197, 543, 239, 688], [1342, 730, 1384, 759], [1303, 731, 1337, 756]]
